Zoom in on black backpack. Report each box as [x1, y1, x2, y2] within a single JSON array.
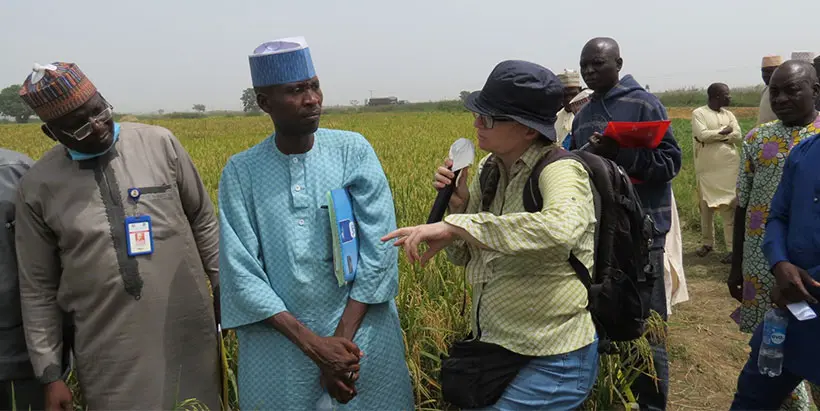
[[478, 146, 658, 353]]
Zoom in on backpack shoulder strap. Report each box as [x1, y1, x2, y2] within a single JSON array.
[[569, 254, 592, 289], [523, 147, 599, 289], [478, 154, 501, 213], [522, 146, 577, 213]]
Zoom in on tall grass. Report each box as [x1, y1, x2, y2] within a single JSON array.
[[655, 85, 764, 108], [106, 84, 766, 122], [0, 108, 758, 410]]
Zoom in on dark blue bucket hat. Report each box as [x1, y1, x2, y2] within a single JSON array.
[[465, 60, 564, 141]]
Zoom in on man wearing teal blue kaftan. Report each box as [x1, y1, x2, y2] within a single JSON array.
[[218, 36, 414, 411]]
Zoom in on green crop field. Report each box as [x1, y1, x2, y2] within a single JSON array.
[[0, 110, 761, 411]]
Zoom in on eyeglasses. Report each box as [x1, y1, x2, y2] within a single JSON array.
[[47, 104, 114, 141], [472, 112, 512, 129]]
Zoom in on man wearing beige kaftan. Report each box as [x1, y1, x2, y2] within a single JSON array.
[[691, 83, 742, 262], [759, 89, 777, 125], [555, 69, 583, 146], [15, 62, 221, 410], [758, 55, 782, 125]]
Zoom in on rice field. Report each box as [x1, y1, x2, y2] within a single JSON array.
[[0, 109, 759, 410]]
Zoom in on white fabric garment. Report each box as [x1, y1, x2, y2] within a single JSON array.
[[758, 87, 778, 125], [555, 109, 574, 146], [664, 190, 689, 315]]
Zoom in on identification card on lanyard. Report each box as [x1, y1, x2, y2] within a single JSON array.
[[125, 215, 154, 256]]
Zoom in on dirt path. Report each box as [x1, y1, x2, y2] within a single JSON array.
[[667, 231, 750, 410]]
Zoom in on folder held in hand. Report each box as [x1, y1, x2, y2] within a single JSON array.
[[327, 188, 359, 287], [602, 120, 671, 149]]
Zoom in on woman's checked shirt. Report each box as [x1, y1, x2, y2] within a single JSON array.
[[444, 141, 597, 356]]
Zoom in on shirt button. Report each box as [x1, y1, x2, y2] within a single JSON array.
[[292, 158, 299, 163], [294, 185, 301, 192], [298, 219, 305, 226], [815, 197, 818, 203]]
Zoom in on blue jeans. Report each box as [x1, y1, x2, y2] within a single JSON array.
[[730, 352, 804, 410], [631, 247, 669, 411], [476, 338, 599, 411], [730, 324, 816, 410]]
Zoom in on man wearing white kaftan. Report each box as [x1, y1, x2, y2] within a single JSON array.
[[218, 37, 414, 410], [692, 83, 742, 262]]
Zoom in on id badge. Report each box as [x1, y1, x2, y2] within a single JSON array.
[[125, 215, 154, 256]]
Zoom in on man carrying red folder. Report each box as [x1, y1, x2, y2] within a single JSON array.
[[570, 37, 682, 411]]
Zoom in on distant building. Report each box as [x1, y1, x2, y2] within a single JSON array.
[[367, 96, 399, 106]]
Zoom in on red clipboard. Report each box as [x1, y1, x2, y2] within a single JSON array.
[[602, 120, 671, 149]]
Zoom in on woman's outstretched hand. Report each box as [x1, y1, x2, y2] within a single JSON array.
[[381, 222, 457, 267]]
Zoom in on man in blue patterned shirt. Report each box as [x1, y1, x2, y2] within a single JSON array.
[[218, 37, 413, 410]]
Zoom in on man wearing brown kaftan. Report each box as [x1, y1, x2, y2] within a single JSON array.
[[15, 62, 221, 410]]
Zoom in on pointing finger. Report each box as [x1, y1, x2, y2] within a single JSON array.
[[381, 228, 410, 242]]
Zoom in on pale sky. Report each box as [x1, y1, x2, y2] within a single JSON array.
[[1, 0, 816, 114]]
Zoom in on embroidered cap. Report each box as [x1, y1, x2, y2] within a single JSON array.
[[18, 62, 98, 122], [557, 69, 582, 88], [761, 55, 783, 68], [791, 51, 816, 62], [249, 36, 316, 88]]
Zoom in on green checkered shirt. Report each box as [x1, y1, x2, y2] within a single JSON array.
[[444, 141, 597, 356]]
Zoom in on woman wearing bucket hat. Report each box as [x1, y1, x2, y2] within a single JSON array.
[[382, 60, 599, 410]]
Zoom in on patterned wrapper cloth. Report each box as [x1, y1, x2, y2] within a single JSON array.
[[18, 62, 97, 122]]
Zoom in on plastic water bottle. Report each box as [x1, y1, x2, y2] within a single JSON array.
[[316, 391, 334, 411], [758, 308, 789, 377]]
